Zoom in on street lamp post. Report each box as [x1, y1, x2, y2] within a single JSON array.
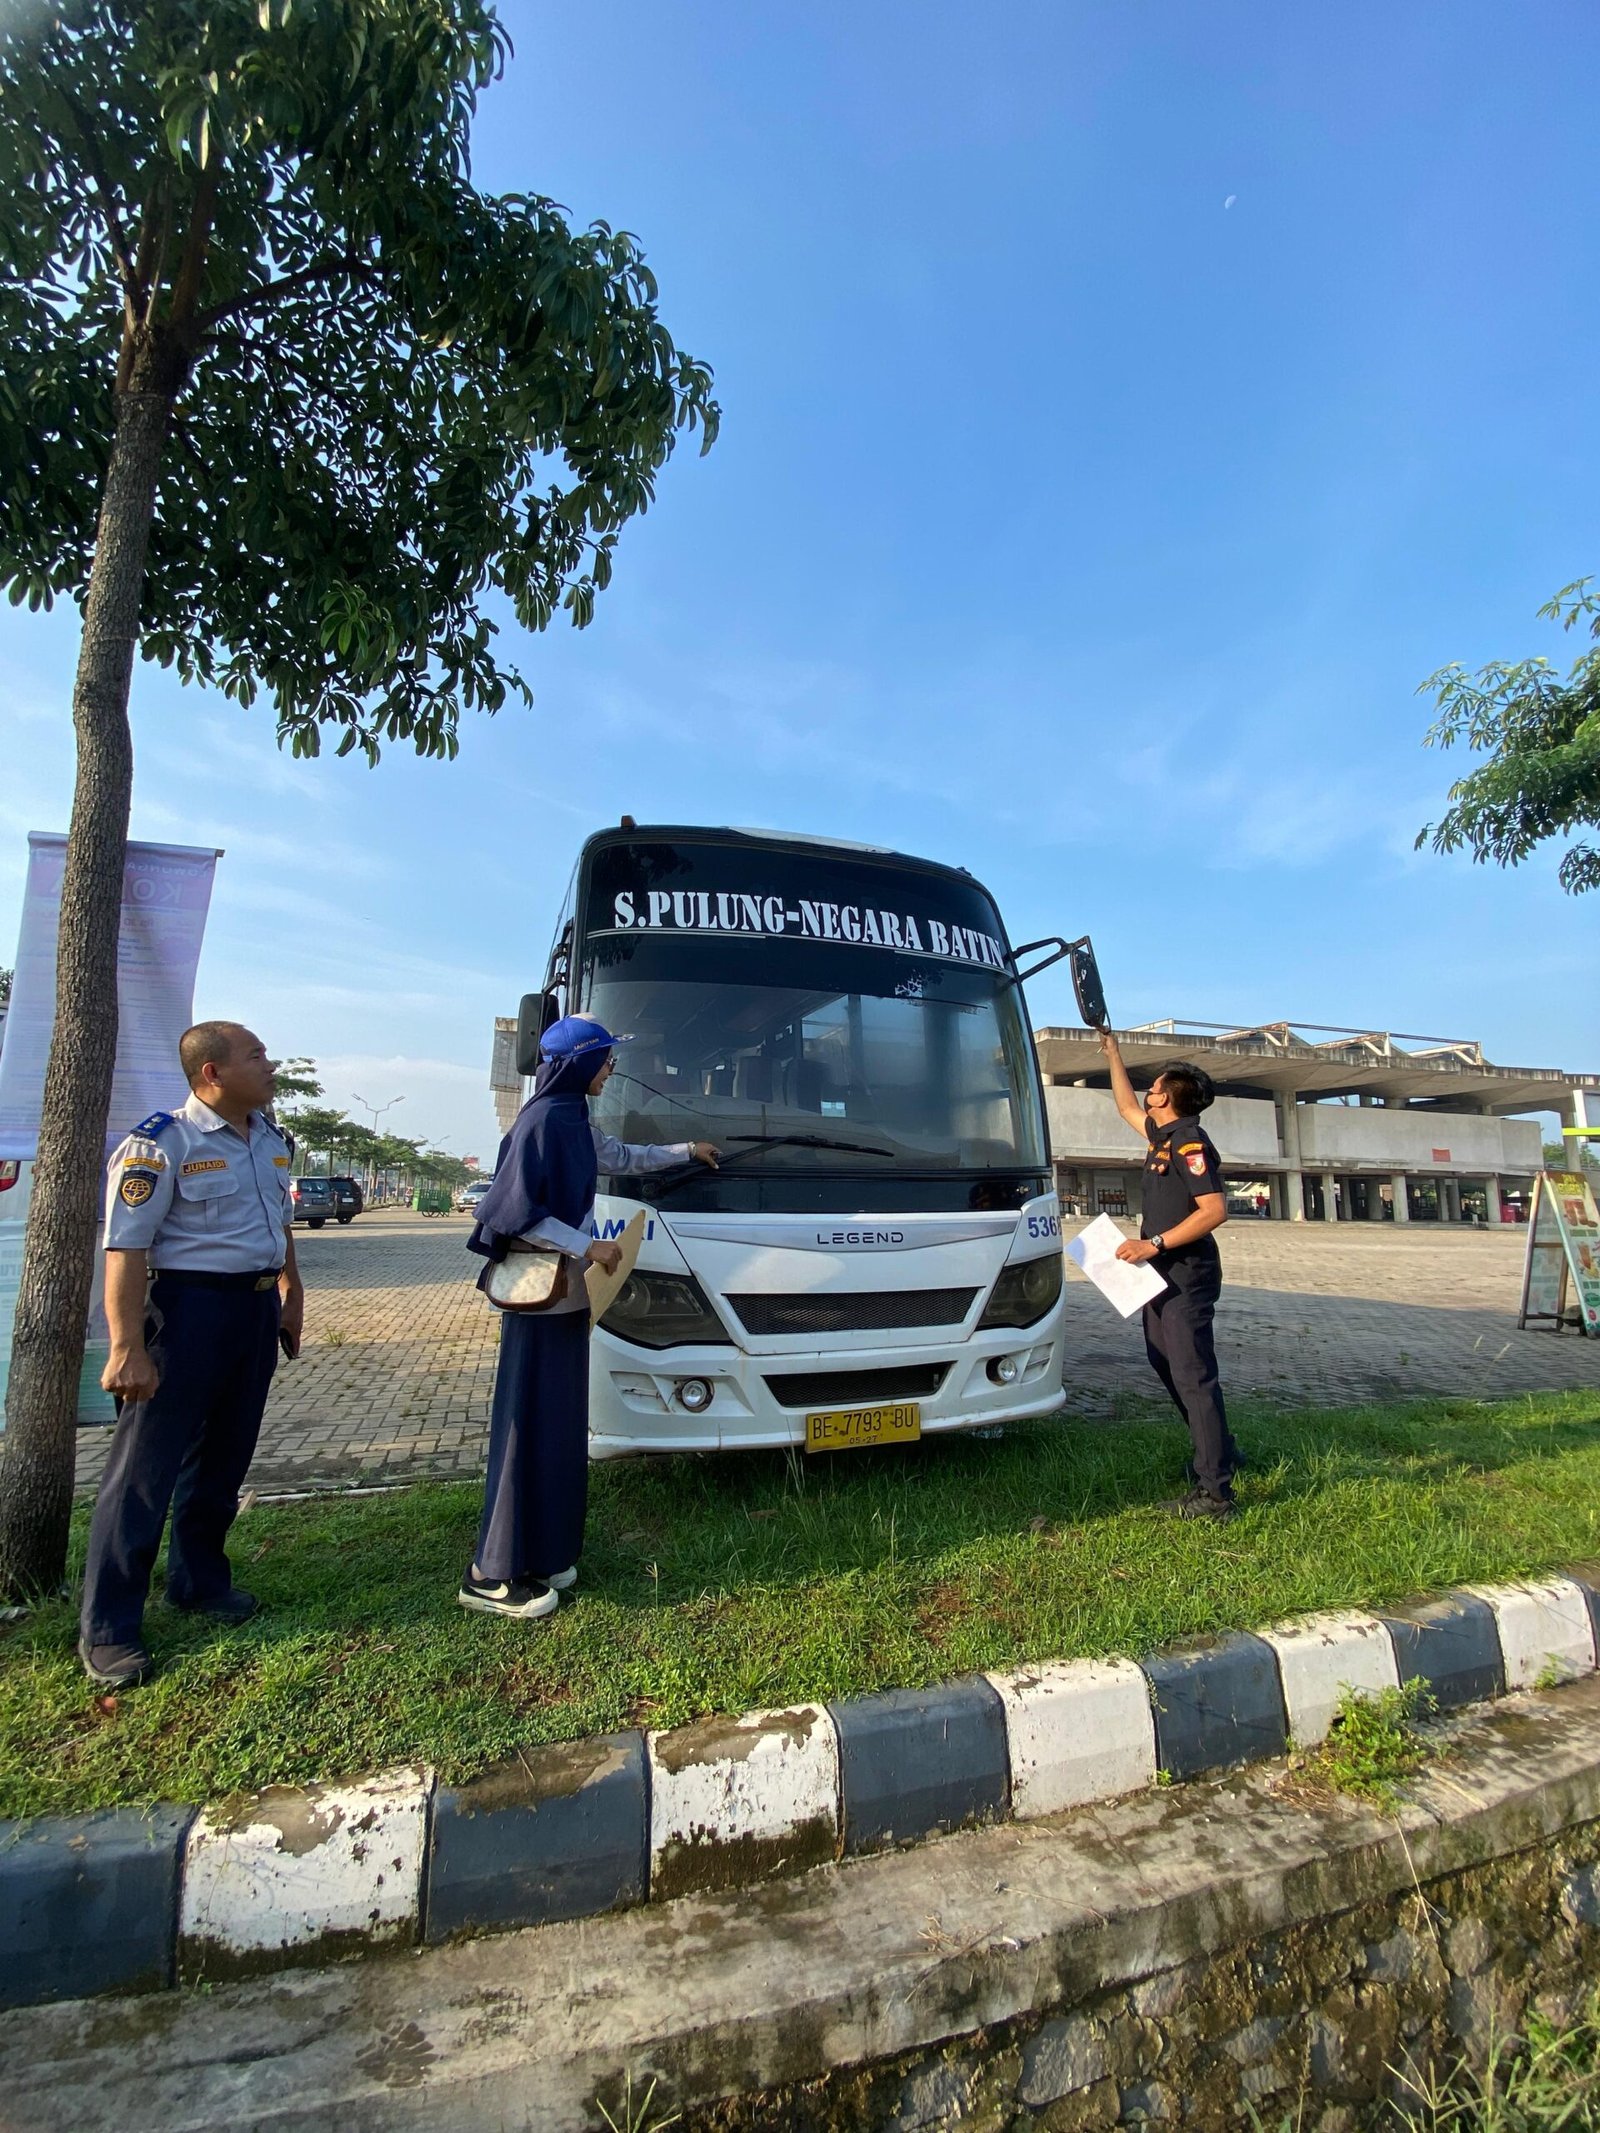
[[352, 1093, 403, 1201]]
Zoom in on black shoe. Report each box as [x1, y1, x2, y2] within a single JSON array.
[[457, 1573, 559, 1620], [79, 1638, 152, 1689], [172, 1587, 258, 1625], [1172, 1488, 1237, 1524]]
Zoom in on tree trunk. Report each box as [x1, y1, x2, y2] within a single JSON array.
[[0, 390, 170, 1600]]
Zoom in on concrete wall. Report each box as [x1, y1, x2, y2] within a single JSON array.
[[1045, 1088, 1279, 1166], [1295, 1106, 1542, 1173]]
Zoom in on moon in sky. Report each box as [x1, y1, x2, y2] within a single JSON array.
[[1224, 194, 1238, 209]]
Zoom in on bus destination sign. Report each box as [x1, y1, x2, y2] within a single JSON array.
[[606, 888, 1010, 971]]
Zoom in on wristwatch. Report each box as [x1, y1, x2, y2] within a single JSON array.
[[1149, 1233, 1165, 1253]]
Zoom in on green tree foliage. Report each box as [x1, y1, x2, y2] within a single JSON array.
[[1417, 580, 1600, 894], [272, 1056, 322, 1100], [275, 1101, 349, 1164], [2, 0, 719, 762], [0, 0, 718, 1598]]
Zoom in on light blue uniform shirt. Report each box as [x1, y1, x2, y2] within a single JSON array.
[[103, 1091, 293, 1273]]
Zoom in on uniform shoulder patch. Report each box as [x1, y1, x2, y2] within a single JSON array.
[[1184, 1149, 1210, 1178], [133, 1111, 176, 1138], [119, 1173, 156, 1207], [1177, 1141, 1203, 1154], [272, 1154, 291, 1167], [120, 1138, 168, 1170]]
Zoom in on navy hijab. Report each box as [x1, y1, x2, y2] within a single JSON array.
[[466, 1049, 606, 1264]]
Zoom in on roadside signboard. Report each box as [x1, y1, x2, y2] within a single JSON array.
[[0, 834, 220, 1423], [1518, 1171, 1600, 1335]]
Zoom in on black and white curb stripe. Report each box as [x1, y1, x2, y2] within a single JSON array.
[[4, 1565, 1598, 2009]]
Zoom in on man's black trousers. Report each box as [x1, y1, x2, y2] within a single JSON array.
[[1141, 1256, 1239, 1500], [80, 1274, 279, 1648]]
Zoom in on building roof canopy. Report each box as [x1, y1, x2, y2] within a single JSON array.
[[1033, 1018, 1596, 1115]]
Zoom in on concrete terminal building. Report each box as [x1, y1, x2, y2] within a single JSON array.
[[1036, 1018, 1600, 1225]]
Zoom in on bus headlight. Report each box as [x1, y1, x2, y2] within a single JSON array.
[[978, 1253, 1063, 1329], [600, 1270, 732, 1350]]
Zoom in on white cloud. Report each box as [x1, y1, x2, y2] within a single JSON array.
[[303, 1051, 500, 1156]]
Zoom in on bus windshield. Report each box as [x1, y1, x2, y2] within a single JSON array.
[[577, 836, 1048, 1177]]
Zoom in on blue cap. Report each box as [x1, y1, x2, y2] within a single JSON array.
[[540, 1014, 630, 1061]]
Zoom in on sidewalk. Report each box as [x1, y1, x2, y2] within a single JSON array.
[[71, 1210, 1600, 1498]]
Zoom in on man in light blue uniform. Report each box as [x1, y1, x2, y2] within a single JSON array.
[[79, 1021, 305, 1688]]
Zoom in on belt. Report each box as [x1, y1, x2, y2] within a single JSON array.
[[152, 1267, 283, 1292]]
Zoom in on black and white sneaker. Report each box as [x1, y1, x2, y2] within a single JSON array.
[[457, 1573, 559, 1620], [545, 1566, 578, 1593]]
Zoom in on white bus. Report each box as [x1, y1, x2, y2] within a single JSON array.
[[519, 825, 1069, 1459]]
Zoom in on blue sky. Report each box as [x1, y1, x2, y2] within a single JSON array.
[[3, 0, 1597, 1155]]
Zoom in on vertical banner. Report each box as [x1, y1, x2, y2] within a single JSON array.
[[1517, 1171, 1600, 1335], [0, 834, 220, 1159], [0, 834, 220, 1422]]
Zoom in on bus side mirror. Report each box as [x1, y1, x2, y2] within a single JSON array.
[[1069, 939, 1110, 1030], [515, 992, 561, 1077]]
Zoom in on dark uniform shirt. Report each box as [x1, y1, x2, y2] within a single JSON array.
[[1142, 1114, 1225, 1265]]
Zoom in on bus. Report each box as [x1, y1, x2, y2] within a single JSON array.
[[520, 824, 1068, 1458]]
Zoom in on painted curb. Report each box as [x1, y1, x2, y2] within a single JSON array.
[[1470, 1577, 1598, 1691], [831, 1677, 1010, 1855], [10, 1568, 1600, 2007], [424, 1732, 647, 1944], [1257, 1609, 1401, 1749], [179, 1767, 430, 1978], [986, 1657, 1156, 1818], [1570, 1562, 1600, 1654], [0, 1806, 193, 2010], [1143, 1630, 1289, 1782], [1378, 1591, 1506, 1711], [648, 1703, 840, 1900]]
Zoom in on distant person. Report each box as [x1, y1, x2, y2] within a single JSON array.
[[461, 1016, 719, 1619], [1097, 1032, 1239, 1522], [79, 1023, 303, 1688]]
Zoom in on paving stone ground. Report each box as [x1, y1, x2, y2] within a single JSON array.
[[72, 1209, 1600, 1497]]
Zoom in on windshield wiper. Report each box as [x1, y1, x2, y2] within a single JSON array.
[[724, 1133, 895, 1159], [646, 1131, 897, 1198]]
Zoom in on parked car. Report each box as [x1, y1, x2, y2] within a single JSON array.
[[329, 1175, 364, 1224], [291, 1177, 336, 1228], [458, 1179, 493, 1215]]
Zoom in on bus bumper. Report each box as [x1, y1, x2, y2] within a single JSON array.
[[586, 1313, 1066, 1459]]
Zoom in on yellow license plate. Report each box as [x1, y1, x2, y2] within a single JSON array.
[[804, 1402, 922, 1453]]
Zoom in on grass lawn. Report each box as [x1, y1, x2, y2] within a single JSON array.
[[2, 1388, 1598, 1821]]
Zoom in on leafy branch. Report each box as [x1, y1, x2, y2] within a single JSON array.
[[1417, 578, 1600, 894]]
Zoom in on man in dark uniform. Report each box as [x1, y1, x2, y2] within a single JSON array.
[[79, 1021, 304, 1687], [1099, 1032, 1239, 1521]]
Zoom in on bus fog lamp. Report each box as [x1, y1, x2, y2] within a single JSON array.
[[676, 1377, 713, 1413], [988, 1354, 1020, 1385]]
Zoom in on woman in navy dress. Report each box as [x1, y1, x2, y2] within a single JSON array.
[[461, 1015, 718, 1618]]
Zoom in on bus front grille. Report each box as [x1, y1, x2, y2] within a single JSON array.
[[763, 1364, 950, 1410], [728, 1289, 977, 1336]]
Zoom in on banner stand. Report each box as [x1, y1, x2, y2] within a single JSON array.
[[0, 834, 221, 1425], [1517, 1171, 1600, 1335]]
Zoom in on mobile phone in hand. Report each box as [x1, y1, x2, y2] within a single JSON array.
[[278, 1328, 295, 1361]]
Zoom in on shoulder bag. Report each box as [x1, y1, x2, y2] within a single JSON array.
[[484, 1240, 570, 1313]]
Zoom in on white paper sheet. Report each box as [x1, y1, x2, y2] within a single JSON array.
[[1065, 1213, 1168, 1318]]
